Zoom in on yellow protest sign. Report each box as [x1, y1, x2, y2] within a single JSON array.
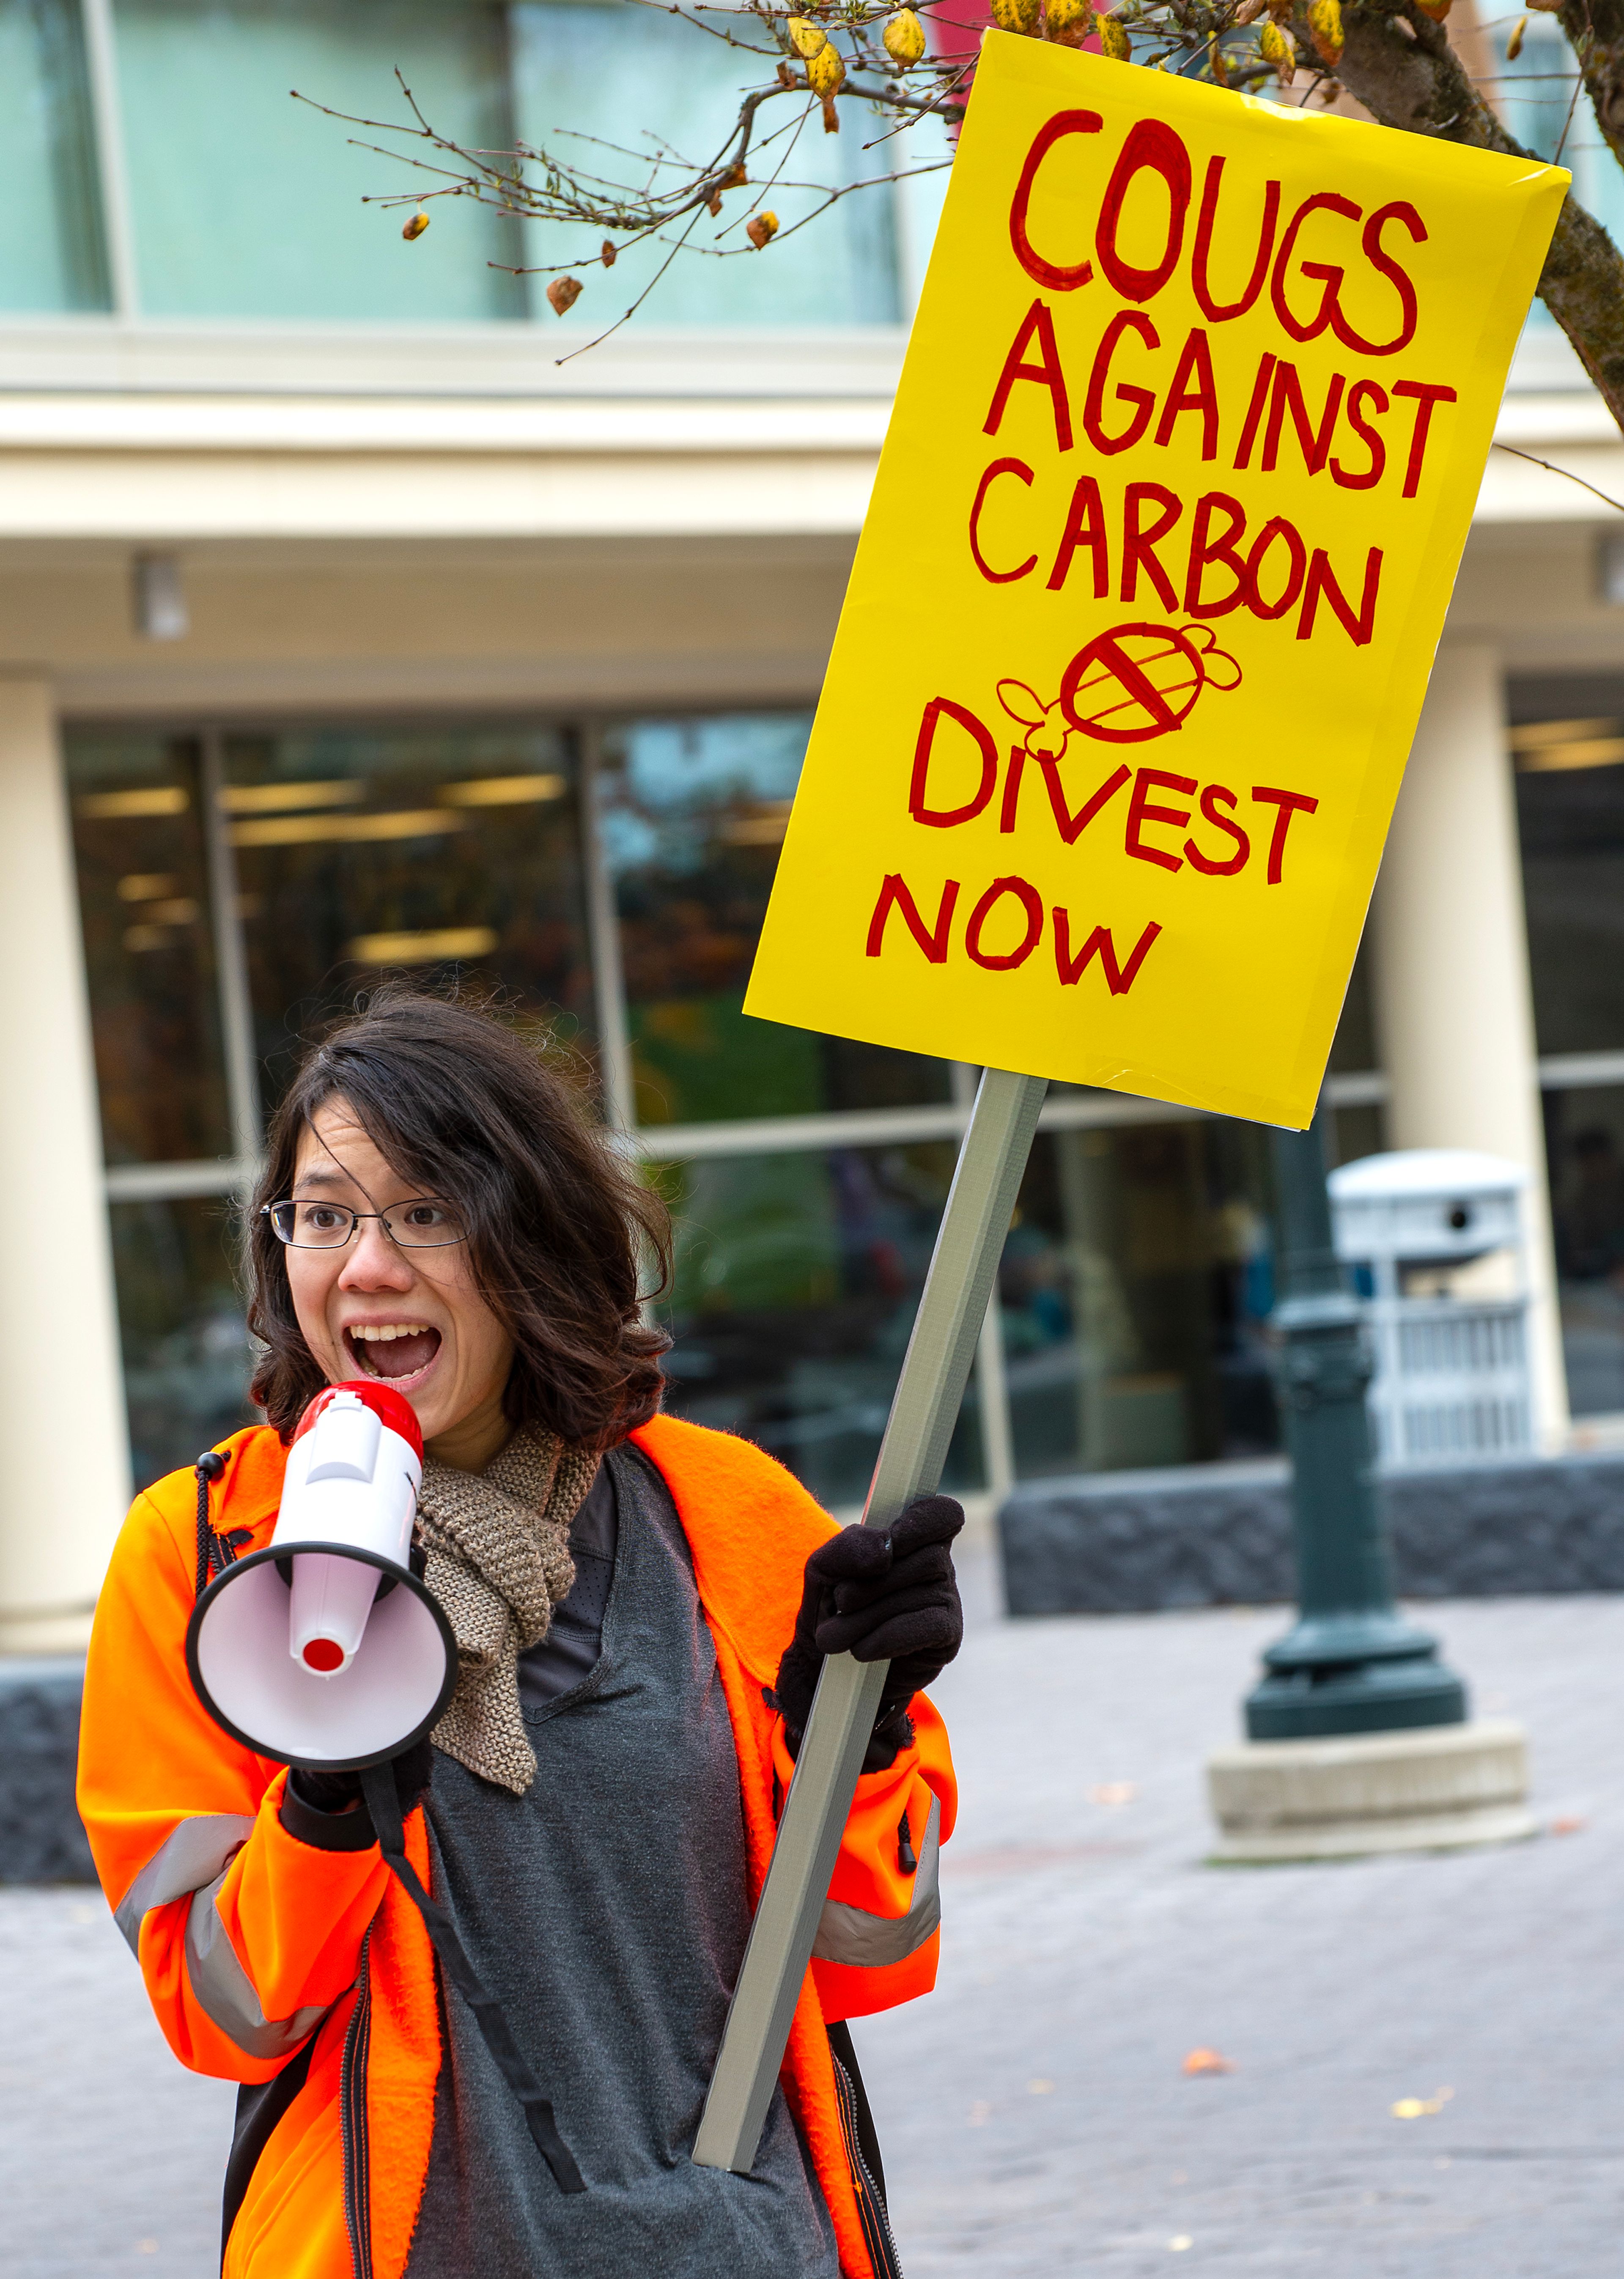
[[744, 36, 1567, 1127]]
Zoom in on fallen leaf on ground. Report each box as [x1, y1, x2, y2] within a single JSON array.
[[1392, 2087, 1454, 2118], [1182, 2047, 1234, 2076]]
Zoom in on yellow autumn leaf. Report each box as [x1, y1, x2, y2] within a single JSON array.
[[883, 7, 927, 62], [1258, 19, 1295, 82], [807, 41, 846, 96], [1307, 0, 1344, 63], [1044, 0, 1094, 39]]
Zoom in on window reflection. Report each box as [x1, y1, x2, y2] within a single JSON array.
[[1514, 681, 1624, 1059], [603, 714, 951, 1125], [110, 1194, 257, 1491], [1326, 931, 1377, 1074], [225, 724, 595, 1116], [1329, 1101, 1385, 1171], [69, 701, 1401, 1499], [652, 1142, 983, 1508], [0, 0, 106, 311], [1004, 1121, 1279, 1479], [1497, 15, 1624, 268], [1544, 1084, 1624, 1418], [66, 730, 231, 1165], [509, 3, 900, 327], [113, 0, 525, 320]]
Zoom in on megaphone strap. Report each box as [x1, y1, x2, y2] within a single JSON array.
[[358, 1762, 586, 2197], [193, 1451, 228, 1598], [192, 1451, 250, 1600]]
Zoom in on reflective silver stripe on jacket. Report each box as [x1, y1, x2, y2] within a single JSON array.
[[113, 1814, 256, 1957], [184, 1869, 332, 2059], [115, 1813, 332, 2060], [812, 1793, 942, 1970]]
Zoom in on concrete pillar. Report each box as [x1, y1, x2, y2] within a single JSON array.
[[0, 680, 130, 1653], [1370, 644, 1569, 1450]]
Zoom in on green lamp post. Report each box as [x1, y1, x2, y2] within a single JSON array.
[[1245, 1102, 1466, 1741]]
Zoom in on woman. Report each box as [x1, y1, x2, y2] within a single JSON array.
[[78, 991, 962, 2279]]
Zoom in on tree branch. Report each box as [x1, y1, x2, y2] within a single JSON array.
[[1558, 0, 1624, 176], [1323, 2, 1624, 426], [304, 0, 1624, 427]]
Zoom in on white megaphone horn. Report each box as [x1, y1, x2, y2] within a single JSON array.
[[187, 1381, 456, 1770]]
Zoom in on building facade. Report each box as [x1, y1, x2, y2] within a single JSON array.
[[2, 0, 1624, 1652]]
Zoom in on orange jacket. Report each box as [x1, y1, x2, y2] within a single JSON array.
[[78, 1412, 956, 2279]]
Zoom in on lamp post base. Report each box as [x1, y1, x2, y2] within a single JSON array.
[[1207, 1716, 1534, 1863], [1245, 1642, 1467, 1741]]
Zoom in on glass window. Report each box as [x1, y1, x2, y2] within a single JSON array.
[[0, 0, 106, 310], [602, 713, 950, 1126], [1328, 1100, 1385, 1172], [1004, 1119, 1279, 1480], [1327, 929, 1377, 1073], [1512, 677, 1624, 1058], [111, 1194, 257, 1491], [652, 1142, 983, 1508], [112, 0, 524, 319], [1498, 17, 1624, 337], [509, 2, 900, 328], [1544, 1084, 1624, 1418], [66, 730, 233, 1167], [224, 722, 595, 1115]]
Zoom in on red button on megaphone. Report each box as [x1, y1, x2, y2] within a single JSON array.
[[186, 1382, 456, 1771]]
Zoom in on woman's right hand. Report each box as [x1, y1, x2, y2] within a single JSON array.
[[285, 1735, 435, 1827], [770, 1496, 964, 1766]]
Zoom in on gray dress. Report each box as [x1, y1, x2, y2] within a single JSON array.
[[404, 1441, 842, 2278]]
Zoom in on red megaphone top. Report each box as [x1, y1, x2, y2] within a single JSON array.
[[291, 1379, 425, 1460]]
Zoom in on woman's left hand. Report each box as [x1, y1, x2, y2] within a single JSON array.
[[771, 1496, 964, 1762]]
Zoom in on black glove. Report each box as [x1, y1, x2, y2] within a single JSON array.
[[771, 1495, 964, 1770], [286, 1737, 434, 1830]]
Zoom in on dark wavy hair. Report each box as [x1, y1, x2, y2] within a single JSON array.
[[246, 987, 671, 1450]]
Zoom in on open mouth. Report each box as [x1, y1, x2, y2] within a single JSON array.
[[344, 1322, 443, 1385]]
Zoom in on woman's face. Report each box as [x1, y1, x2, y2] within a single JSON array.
[[284, 1098, 516, 1466]]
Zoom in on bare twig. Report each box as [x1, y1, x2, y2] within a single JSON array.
[[295, 0, 1624, 412], [1494, 441, 1624, 513]]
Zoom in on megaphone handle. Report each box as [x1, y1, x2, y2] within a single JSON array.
[[357, 1763, 586, 2197]]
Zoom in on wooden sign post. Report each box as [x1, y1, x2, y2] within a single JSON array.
[[695, 31, 1566, 2172]]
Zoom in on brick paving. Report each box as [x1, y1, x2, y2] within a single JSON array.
[[5, 1558, 1621, 2276]]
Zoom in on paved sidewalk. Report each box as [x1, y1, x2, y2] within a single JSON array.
[[866, 1566, 1624, 2279], [6, 1563, 1620, 2276]]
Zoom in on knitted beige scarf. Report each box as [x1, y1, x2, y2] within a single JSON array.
[[415, 1428, 598, 1795]]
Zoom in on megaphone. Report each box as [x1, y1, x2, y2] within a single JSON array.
[[187, 1381, 457, 1770]]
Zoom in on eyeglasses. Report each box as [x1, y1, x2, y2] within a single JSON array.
[[264, 1198, 469, 1251]]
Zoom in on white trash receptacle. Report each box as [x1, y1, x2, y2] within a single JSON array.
[[1328, 1149, 1532, 1469]]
